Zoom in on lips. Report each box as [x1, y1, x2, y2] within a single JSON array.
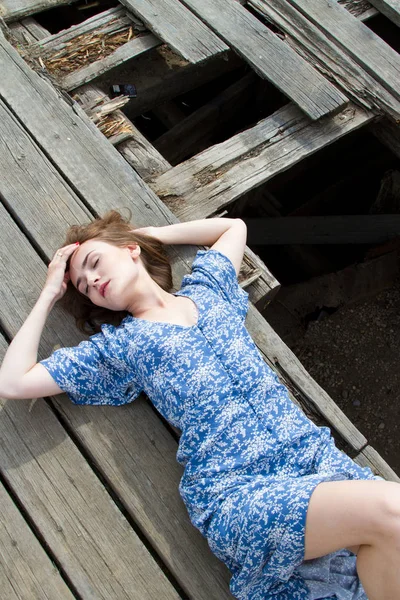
[[100, 281, 110, 297]]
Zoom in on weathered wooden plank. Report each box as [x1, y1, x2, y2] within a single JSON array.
[[178, 0, 348, 119], [62, 33, 161, 91], [8, 16, 50, 43], [0, 470, 75, 600], [154, 72, 257, 164], [249, 0, 400, 121], [117, 0, 228, 64], [354, 445, 400, 481], [284, 0, 400, 102], [0, 207, 234, 600], [0, 0, 72, 22], [150, 103, 374, 221], [0, 100, 92, 250], [366, 0, 400, 26], [0, 339, 180, 600], [243, 215, 400, 245]]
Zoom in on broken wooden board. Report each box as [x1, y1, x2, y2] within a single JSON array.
[[0, 0, 72, 22], [0, 473, 75, 600], [117, 0, 228, 64], [0, 99, 92, 252], [365, 0, 400, 27], [284, 0, 400, 102], [75, 83, 172, 180], [150, 103, 374, 221], [243, 215, 400, 245], [4, 18, 278, 309], [62, 33, 160, 92], [22, 6, 161, 91], [179, 0, 348, 120], [0, 26, 172, 229], [249, 0, 400, 121]]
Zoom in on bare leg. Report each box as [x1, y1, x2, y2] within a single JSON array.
[[304, 480, 400, 560], [356, 536, 400, 599]]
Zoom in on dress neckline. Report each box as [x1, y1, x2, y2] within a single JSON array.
[[124, 291, 200, 330]]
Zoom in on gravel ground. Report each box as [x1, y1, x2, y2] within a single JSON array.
[[287, 275, 400, 477]]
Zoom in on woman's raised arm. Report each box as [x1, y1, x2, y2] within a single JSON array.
[[0, 243, 79, 400], [135, 217, 247, 276]]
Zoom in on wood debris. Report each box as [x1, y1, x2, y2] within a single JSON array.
[[38, 23, 142, 76]]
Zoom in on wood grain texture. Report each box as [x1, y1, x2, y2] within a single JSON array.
[[0, 468, 74, 600], [285, 0, 400, 102], [179, 0, 348, 119], [117, 0, 228, 63], [150, 104, 374, 221], [0, 100, 91, 254], [0, 334, 180, 600], [354, 445, 400, 482], [249, 0, 400, 122]]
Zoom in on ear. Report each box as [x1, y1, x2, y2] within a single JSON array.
[[127, 243, 141, 258]]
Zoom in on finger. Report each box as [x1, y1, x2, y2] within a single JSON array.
[[53, 243, 80, 261]]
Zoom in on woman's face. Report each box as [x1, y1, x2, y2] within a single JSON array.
[[69, 239, 142, 311]]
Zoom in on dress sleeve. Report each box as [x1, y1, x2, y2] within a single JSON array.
[[39, 330, 142, 406], [188, 249, 249, 320]]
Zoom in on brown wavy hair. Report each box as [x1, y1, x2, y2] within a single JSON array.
[[61, 210, 173, 334]]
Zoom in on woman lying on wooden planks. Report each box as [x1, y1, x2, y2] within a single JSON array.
[[1, 210, 399, 600]]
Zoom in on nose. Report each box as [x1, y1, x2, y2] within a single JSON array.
[[87, 273, 100, 290]]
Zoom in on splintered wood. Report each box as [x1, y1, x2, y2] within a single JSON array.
[[338, 0, 373, 16], [37, 26, 142, 76]]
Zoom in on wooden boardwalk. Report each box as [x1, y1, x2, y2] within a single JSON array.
[[1, 0, 400, 597]]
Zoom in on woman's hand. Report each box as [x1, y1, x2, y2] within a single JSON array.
[[43, 243, 79, 302]]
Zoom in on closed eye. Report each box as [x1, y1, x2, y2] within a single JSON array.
[[85, 258, 100, 294]]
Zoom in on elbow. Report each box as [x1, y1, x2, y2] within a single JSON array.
[[0, 379, 21, 400], [233, 218, 247, 231]]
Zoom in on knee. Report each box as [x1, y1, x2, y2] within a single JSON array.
[[376, 482, 400, 544]]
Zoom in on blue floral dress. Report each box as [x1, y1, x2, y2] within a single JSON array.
[[40, 249, 383, 600]]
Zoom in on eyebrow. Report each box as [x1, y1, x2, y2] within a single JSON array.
[[76, 250, 95, 291]]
